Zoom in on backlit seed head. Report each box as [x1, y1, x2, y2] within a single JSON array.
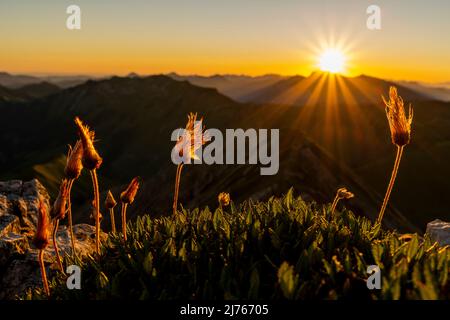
[[120, 177, 140, 204], [51, 179, 70, 220], [336, 187, 354, 200], [33, 198, 50, 250], [175, 112, 210, 163], [218, 192, 231, 207], [65, 140, 84, 180], [383, 86, 413, 147], [74, 117, 103, 170], [105, 190, 117, 209]]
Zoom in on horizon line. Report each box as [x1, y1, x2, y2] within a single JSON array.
[[1, 69, 449, 86]]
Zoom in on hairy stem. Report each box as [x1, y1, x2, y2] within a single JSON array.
[[52, 219, 64, 273], [121, 203, 128, 241], [109, 208, 116, 233], [377, 145, 404, 225], [172, 164, 184, 215], [90, 169, 101, 255], [38, 249, 50, 297], [330, 195, 340, 215], [67, 179, 76, 258]]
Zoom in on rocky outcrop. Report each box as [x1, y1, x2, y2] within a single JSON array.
[[426, 219, 450, 246], [0, 179, 106, 299]]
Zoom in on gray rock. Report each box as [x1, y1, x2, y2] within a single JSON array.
[[0, 214, 21, 237], [23, 179, 49, 198], [0, 257, 54, 300], [28, 223, 106, 260], [0, 232, 29, 266], [0, 180, 23, 194], [0, 179, 105, 299], [426, 219, 450, 246]]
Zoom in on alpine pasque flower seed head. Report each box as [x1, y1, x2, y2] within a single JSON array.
[[74, 117, 103, 170], [65, 140, 84, 180], [34, 198, 50, 250], [120, 177, 140, 204], [105, 190, 117, 209], [175, 112, 210, 163], [51, 179, 70, 220], [383, 86, 413, 147], [218, 192, 231, 207], [336, 187, 354, 200]]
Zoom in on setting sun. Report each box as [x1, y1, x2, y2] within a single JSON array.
[[318, 49, 346, 73]]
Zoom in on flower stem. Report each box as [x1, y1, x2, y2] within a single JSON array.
[[377, 145, 404, 225], [38, 249, 50, 297], [172, 164, 184, 215], [52, 219, 64, 273], [121, 203, 128, 241], [330, 195, 340, 215], [109, 208, 116, 233], [67, 179, 76, 258], [90, 169, 101, 255]]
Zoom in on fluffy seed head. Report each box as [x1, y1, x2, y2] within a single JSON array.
[[120, 177, 140, 204], [336, 187, 354, 200], [74, 117, 103, 170], [51, 179, 70, 220], [105, 190, 117, 209], [65, 140, 84, 180], [218, 192, 231, 207], [175, 113, 210, 163], [383, 86, 413, 147], [33, 199, 50, 250]]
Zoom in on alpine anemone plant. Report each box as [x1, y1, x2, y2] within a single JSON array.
[[377, 87, 413, 225], [74, 117, 103, 255], [34, 199, 51, 297], [172, 113, 210, 215], [50, 179, 69, 273], [330, 187, 354, 215], [105, 190, 118, 233], [120, 177, 140, 241], [64, 140, 84, 257]]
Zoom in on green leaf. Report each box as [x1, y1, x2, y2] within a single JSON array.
[[406, 235, 419, 262], [277, 262, 298, 299], [143, 252, 154, 274]]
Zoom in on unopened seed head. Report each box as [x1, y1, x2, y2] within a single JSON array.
[[51, 179, 70, 220], [120, 177, 140, 204], [33, 198, 50, 250], [65, 140, 84, 180], [337, 187, 354, 200], [105, 190, 117, 209], [218, 192, 231, 207], [74, 117, 103, 170]]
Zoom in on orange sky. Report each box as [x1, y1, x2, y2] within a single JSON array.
[[1, 0, 449, 83]]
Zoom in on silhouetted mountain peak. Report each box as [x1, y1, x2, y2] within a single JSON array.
[[127, 72, 140, 78]]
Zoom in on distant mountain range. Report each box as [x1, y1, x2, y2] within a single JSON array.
[[2, 70, 449, 102], [0, 72, 94, 89], [0, 82, 60, 103], [0, 71, 449, 232], [396, 80, 450, 102], [166, 73, 287, 102]]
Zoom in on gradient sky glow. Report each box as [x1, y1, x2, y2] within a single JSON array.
[[1, 0, 450, 82]]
